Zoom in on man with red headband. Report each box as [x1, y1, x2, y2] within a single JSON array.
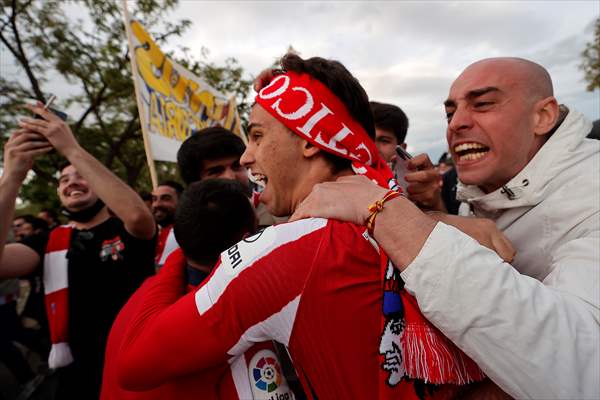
[[117, 54, 485, 399]]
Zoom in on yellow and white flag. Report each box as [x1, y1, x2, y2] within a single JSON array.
[[125, 17, 244, 163]]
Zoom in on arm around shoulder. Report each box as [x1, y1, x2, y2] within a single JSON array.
[[400, 223, 599, 399]]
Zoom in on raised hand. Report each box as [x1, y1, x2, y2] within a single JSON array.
[[405, 153, 446, 212], [3, 129, 53, 183], [19, 102, 80, 157]]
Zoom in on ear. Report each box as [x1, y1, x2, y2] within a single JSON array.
[[533, 96, 559, 137], [400, 142, 407, 150], [301, 140, 321, 158]]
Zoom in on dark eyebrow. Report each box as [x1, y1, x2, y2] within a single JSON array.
[[444, 86, 500, 108], [443, 99, 456, 108], [247, 123, 263, 133], [466, 86, 500, 99]]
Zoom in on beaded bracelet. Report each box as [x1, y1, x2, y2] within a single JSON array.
[[365, 191, 401, 236]]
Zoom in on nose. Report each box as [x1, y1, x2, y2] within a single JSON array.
[[221, 167, 236, 180], [447, 105, 473, 133], [239, 145, 254, 168]]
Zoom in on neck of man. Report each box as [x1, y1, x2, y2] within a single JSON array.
[[290, 158, 354, 214], [71, 207, 110, 230]]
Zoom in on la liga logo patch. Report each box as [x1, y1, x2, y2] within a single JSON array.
[[252, 354, 282, 392], [248, 349, 294, 399]]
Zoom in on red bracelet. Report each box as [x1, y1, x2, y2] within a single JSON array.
[[365, 190, 401, 236]]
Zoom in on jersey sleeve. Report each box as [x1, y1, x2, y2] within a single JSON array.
[[117, 218, 328, 391]]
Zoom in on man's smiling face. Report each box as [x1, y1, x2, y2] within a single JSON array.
[[57, 164, 99, 212], [445, 60, 542, 193], [240, 104, 306, 217]]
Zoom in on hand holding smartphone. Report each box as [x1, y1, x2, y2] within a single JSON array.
[[25, 95, 68, 153], [33, 95, 68, 121]]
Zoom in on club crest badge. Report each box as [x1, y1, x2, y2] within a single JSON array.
[[100, 236, 125, 261]]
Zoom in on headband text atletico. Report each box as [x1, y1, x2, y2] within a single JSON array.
[[255, 72, 379, 167]]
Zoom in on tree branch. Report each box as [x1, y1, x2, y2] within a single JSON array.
[[7, 0, 45, 101]]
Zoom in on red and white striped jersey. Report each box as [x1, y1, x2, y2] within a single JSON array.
[[119, 218, 461, 399]]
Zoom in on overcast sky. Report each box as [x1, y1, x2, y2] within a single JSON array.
[[165, 0, 599, 161], [3, 1, 598, 163]]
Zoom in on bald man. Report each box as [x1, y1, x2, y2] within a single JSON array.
[[291, 58, 599, 399]]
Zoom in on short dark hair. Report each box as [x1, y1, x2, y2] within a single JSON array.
[[57, 160, 72, 176], [157, 180, 184, 196], [14, 214, 48, 232], [177, 127, 246, 185], [370, 101, 409, 144], [174, 179, 256, 266], [280, 53, 374, 173], [139, 191, 152, 202]]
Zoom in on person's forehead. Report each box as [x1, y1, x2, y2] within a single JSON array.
[[202, 155, 239, 170], [249, 103, 284, 131], [153, 186, 177, 196], [449, 62, 519, 99], [59, 164, 78, 177], [375, 128, 397, 140]]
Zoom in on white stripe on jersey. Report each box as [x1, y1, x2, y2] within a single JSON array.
[[227, 295, 301, 359], [195, 218, 327, 315], [229, 355, 254, 399]]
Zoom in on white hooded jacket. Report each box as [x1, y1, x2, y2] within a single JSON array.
[[401, 108, 599, 399]]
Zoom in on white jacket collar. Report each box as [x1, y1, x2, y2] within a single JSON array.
[[456, 108, 594, 214]]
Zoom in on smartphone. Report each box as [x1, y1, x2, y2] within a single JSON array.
[[393, 146, 412, 192]]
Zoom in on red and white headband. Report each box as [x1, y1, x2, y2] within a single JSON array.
[[256, 72, 380, 165], [255, 71, 397, 190]]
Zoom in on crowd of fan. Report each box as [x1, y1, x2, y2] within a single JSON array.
[[0, 54, 598, 400]]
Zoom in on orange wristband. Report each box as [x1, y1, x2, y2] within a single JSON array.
[[365, 191, 401, 236]]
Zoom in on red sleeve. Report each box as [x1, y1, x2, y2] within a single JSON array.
[[117, 219, 328, 391]]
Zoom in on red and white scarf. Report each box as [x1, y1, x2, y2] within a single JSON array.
[[155, 224, 179, 268], [43, 225, 74, 369], [256, 72, 484, 395]]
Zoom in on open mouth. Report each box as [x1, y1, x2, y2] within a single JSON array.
[[67, 189, 85, 197], [454, 142, 490, 162], [248, 169, 268, 189]]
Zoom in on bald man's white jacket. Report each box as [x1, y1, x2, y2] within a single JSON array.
[[401, 108, 599, 399]]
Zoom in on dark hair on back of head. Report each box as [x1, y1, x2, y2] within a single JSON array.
[[370, 101, 409, 144], [158, 180, 184, 196], [177, 127, 246, 185], [174, 179, 256, 267], [280, 53, 374, 173]]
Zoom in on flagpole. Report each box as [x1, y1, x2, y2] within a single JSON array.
[[121, 0, 158, 189]]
